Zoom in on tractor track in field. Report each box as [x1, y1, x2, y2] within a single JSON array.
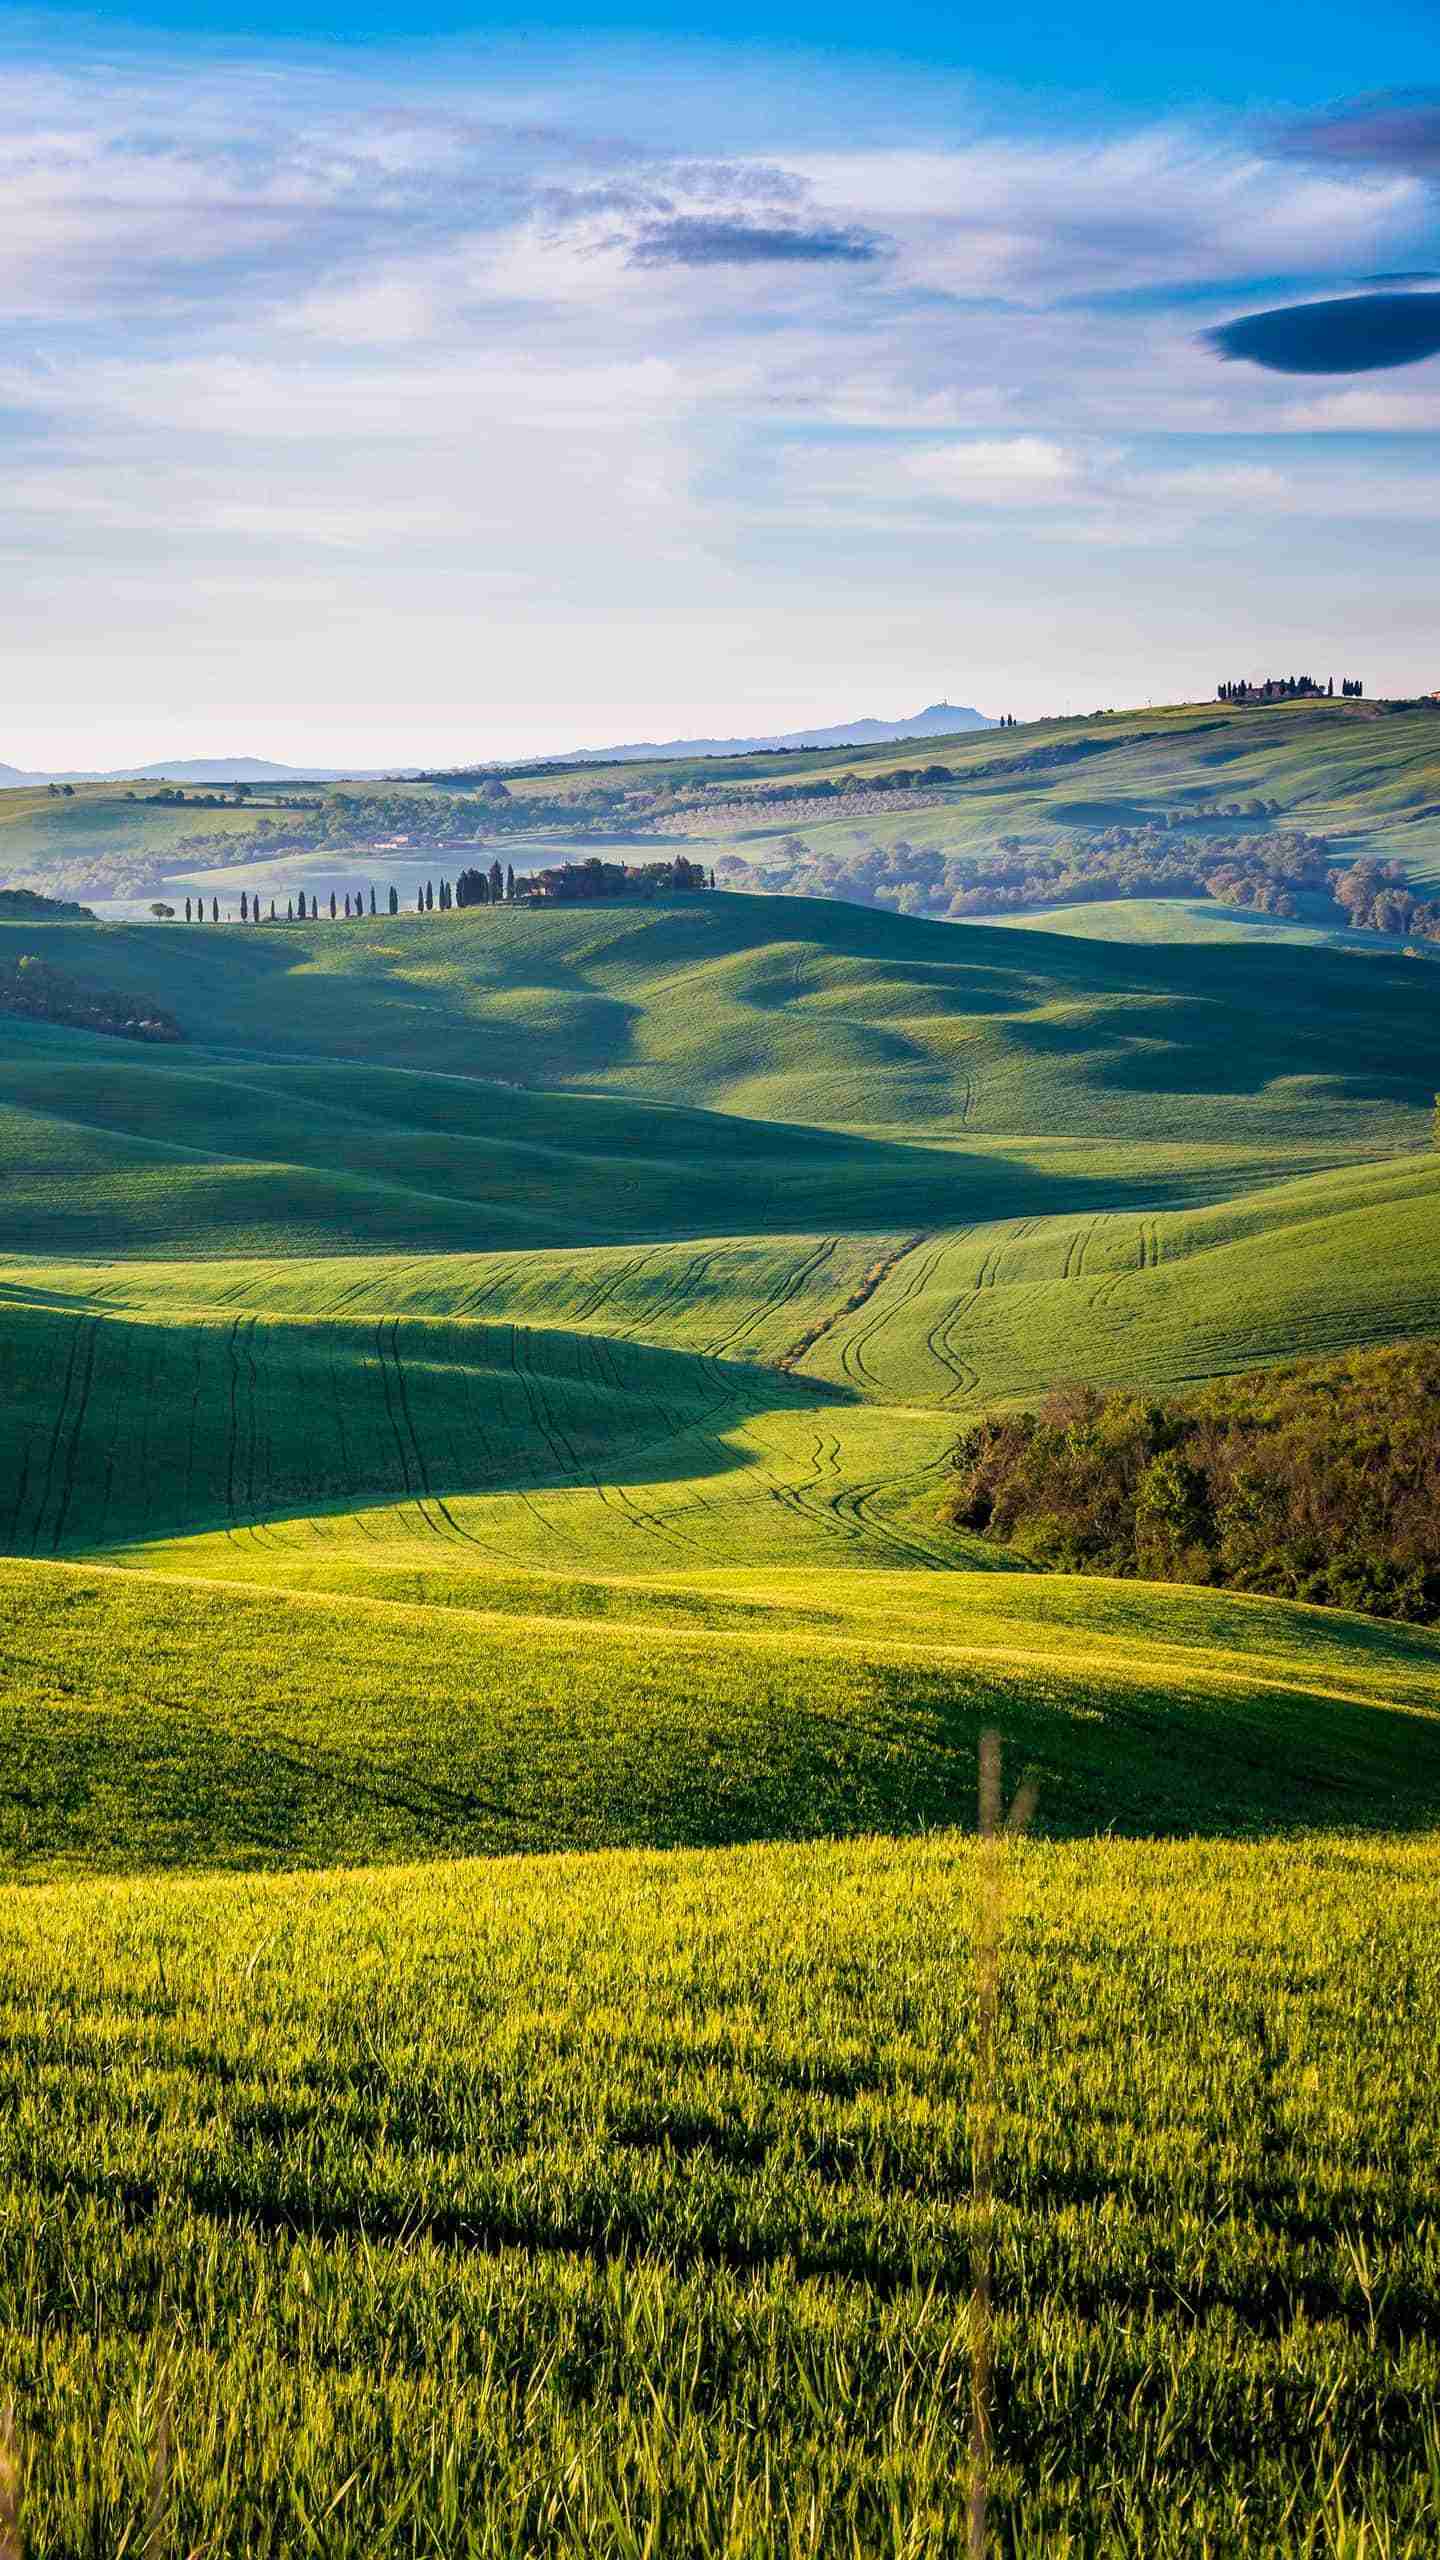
[[385, 1316, 489, 1549], [779, 1234, 928, 1382], [242, 1317, 263, 1519], [838, 1233, 961, 1396], [47, 1316, 98, 1554], [917, 1215, 1039, 1408], [26, 1314, 85, 1555], [371, 1316, 429, 1531], [713, 1236, 839, 1361], [222, 1316, 245, 1529]]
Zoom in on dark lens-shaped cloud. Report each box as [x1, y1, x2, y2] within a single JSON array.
[[1279, 92, 1440, 178], [630, 218, 886, 267], [1207, 292, 1440, 374]]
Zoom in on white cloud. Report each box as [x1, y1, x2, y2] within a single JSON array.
[[903, 436, 1084, 503], [2, 38, 1439, 756]]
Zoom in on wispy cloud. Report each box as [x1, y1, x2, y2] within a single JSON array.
[[1280, 92, 1440, 181], [630, 215, 887, 265], [3, 37, 1440, 758]]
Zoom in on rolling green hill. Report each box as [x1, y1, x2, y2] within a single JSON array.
[[6, 1554, 1440, 1877], [3, 890, 1438, 1146], [9, 698, 1440, 916], [5, 875, 1440, 2554]]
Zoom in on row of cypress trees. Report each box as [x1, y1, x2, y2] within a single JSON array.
[[177, 866, 519, 925]]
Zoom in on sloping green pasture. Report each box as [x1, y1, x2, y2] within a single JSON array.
[[2, 1828, 1438, 2554], [4, 886, 1440, 2553], [2, 1144, 1435, 1578], [3, 893, 1438, 1147], [687, 697, 1440, 888], [5, 1551, 1440, 1876]]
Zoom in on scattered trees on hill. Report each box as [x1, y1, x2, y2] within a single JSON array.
[[1332, 860, 1440, 944], [718, 821, 1339, 925], [947, 1340, 1440, 1622], [1219, 675, 1363, 704], [140, 854, 709, 928], [528, 856, 710, 900], [0, 952, 183, 1043], [0, 887, 94, 921]]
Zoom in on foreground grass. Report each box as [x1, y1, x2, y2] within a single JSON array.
[[2, 1828, 1438, 2554], [5, 1557, 1440, 1876]]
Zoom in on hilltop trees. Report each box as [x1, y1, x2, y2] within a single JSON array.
[[149, 859, 711, 930], [526, 855, 709, 901], [1219, 675, 1364, 704]]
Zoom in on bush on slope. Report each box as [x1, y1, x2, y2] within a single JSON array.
[[950, 1338, 1440, 1618]]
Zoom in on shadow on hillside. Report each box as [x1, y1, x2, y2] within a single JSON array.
[[0, 1035, 1257, 1262], [2, 1299, 922, 1560]]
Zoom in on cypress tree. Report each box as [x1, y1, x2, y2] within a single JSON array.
[[212, 897, 219, 924], [489, 859, 503, 903], [389, 885, 398, 916], [184, 897, 192, 923], [344, 893, 352, 918], [425, 880, 434, 912], [240, 891, 249, 921], [287, 897, 294, 922], [330, 891, 337, 920], [505, 864, 515, 901], [269, 899, 276, 921], [369, 886, 377, 916], [417, 885, 424, 912]]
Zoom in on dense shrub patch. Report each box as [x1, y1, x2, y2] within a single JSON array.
[[0, 952, 183, 1042], [948, 1339, 1440, 1620], [0, 886, 93, 920]]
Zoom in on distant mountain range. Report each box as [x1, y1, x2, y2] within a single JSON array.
[[0, 705, 995, 790], [0, 757, 380, 786], [534, 702, 996, 765]]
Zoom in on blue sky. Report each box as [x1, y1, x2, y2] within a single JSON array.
[[5, 2, 1440, 762]]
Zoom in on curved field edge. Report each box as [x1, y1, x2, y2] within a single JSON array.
[[5, 1555, 1440, 1877], [2, 1826, 1438, 2555]]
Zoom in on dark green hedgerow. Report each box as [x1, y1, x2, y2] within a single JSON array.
[[949, 1338, 1440, 1620]]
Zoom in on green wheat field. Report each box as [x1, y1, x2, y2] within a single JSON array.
[[4, 881, 1440, 2552]]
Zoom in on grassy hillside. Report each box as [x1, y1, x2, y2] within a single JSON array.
[[3, 1148, 1437, 1578], [0, 780, 269, 898], [3, 1827, 1438, 2553], [9, 699, 1440, 913], [6, 1553, 1440, 1877], [5, 863, 1440, 2554], [2, 891, 1438, 1148], [675, 697, 1440, 886], [969, 893, 1427, 950]]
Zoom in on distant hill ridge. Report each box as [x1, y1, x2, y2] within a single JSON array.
[[532, 701, 996, 765], [0, 757, 379, 786], [0, 703, 994, 788]]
